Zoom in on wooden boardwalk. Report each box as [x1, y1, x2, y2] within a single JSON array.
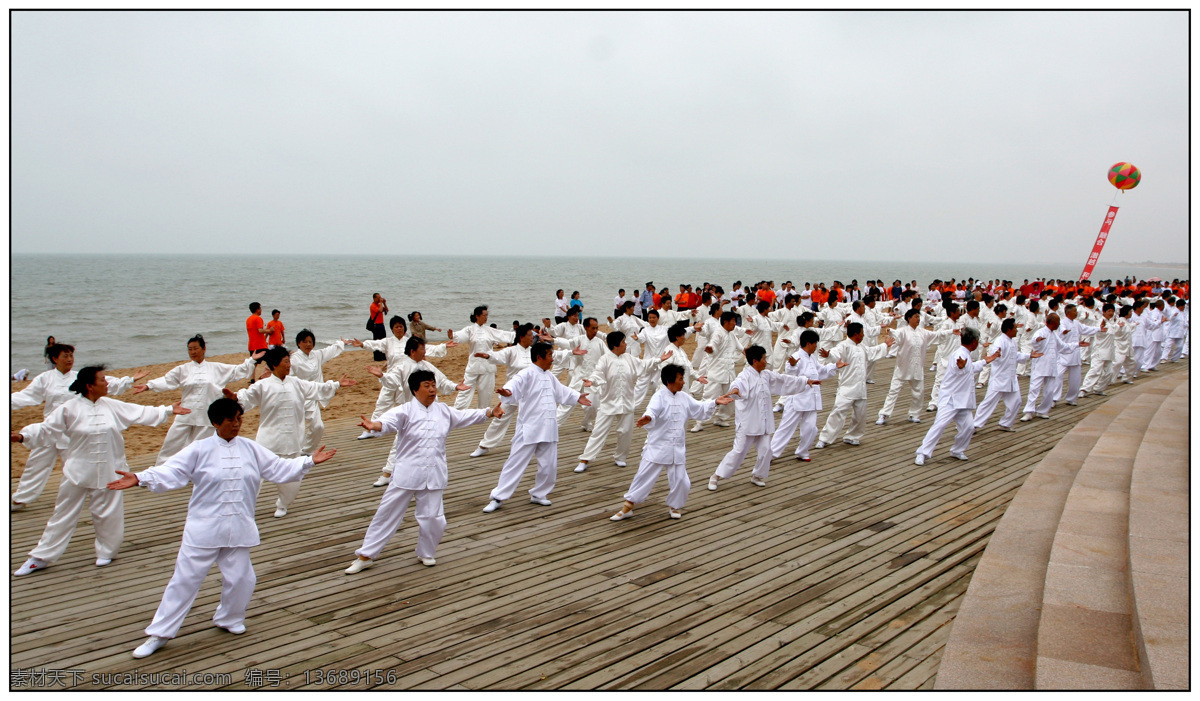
[[10, 356, 1188, 690]]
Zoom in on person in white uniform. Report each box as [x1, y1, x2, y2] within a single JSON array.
[[706, 345, 815, 491], [691, 312, 745, 432], [230, 346, 355, 517], [450, 305, 517, 410], [1020, 314, 1073, 421], [553, 317, 607, 430], [927, 304, 966, 411], [609, 365, 732, 521], [12, 366, 186, 576], [482, 343, 591, 513], [345, 370, 497, 575], [915, 328, 999, 464], [575, 331, 666, 473], [108, 397, 332, 659], [633, 310, 698, 405], [771, 330, 842, 461], [814, 322, 894, 448], [1164, 298, 1187, 362], [1079, 304, 1119, 396], [1110, 305, 1138, 384], [1141, 299, 1166, 371], [133, 335, 262, 465], [973, 318, 1038, 432], [288, 330, 349, 455], [877, 309, 953, 425], [608, 301, 648, 360], [1051, 304, 1100, 405], [9, 344, 145, 509]]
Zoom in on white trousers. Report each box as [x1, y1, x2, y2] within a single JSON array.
[[819, 396, 867, 444], [700, 380, 733, 424], [1052, 364, 1082, 402], [1142, 341, 1162, 371], [156, 423, 215, 465], [479, 406, 518, 449], [455, 369, 497, 410], [916, 407, 975, 459], [715, 432, 774, 481], [274, 453, 303, 510], [556, 374, 596, 429], [145, 544, 254, 639], [302, 404, 325, 456], [29, 482, 124, 563], [624, 460, 691, 510], [579, 412, 634, 462], [973, 389, 1022, 429], [1164, 337, 1186, 362], [355, 487, 445, 560], [880, 375, 924, 419], [490, 441, 558, 502], [1080, 359, 1114, 395], [1022, 375, 1056, 415], [11, 443, 65, 505], [928, 360, 949, 407], [770, 409, 818, 458]]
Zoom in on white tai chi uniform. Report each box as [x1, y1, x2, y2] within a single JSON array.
[[1051, 318, 1099, 403], [290, 341, 345, 455], [713, 366, 810, 483], [771, 348, 837, 459], [578, 352, 660, 464], [879, 325, 950, 421], [478, 345, 572, 450], [1111, 318, 1137, 383], [973, 334, 1029, 430], [1141, 306, 1165, 371], [621, 387, 716, 510], [488, 366, 582, 503], [818, 339, 890, 445], [144, 357, 259, 464], [1163, 306, 1186, 362], [694, 325, 745, 427], [610, 313, 647, 360], [927, 316, 965, 409], [633, 323, 692, 405], [373, 356, 460, 475], [10, 370, 136, 505], [19, 396, 173, 564], [356, 401, 490, 562], [133, 435, 312, 638], [362, 334, 447, 373], [917, 346, 987, 460], [452, 323, 516, 410], [1080, 319, 1118, 395], [235, 374, 339, 512], [545, 319, 583, 375], [1022, 326, 1072, 416], [554, 332, 606, 429]]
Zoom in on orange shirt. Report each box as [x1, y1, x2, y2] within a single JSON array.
[[267, 319, 285, 346], [246, 314, 268, 352]]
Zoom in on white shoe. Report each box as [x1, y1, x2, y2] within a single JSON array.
[[1123, 379, 1134, 384], [14, 557, 47, 576], [372, 475, 391, 487], [914, 455, 925, 466], [707, 475, 720, 491], [357, 430, 383, 440], [875, 416, 888, 425], [750, 477, 767, 487], [614, 460, 627, 467], [220, 623, 246, 634], [95, 558, 113, 567], [773, 405, 784, 413], [975, 383, 984, 389], [1065, 400, 1077, 406], [419, 557, 437, 566], [1036, 413, 1051, 419], [929, 364, 937, 372], [274, 506, 288, 518], [10, 500, 25, 512], [530, 497, 552, 506], [998, 425, 1016, 432], [689, 421, 704, 433], [926, 405, 936, 412], [574, 462, 588, 473], [713, 420, 731, 428], [843, 439, 859, 446], [668, 510, 682, 519], [866, 379, 875, 384], [1094, 391, 1109, 396], [482, 500, 503, 513], [470, 447, 488, 458], [796, 455, 811, 462], [951, 452, 969, 461], [1020, 413, 1032, 422], [908, 416, 921, 423], [610, 509, 634, 521], [813, 441, 826, 449], [345, 558, 374, 574], [132, 636, 169, 658]]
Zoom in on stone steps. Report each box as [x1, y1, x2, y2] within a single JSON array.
[[935, 369, 1187, 690]]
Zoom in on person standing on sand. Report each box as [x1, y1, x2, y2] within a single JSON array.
[[369, 293, 388, 362], [450, 305, 517, 411], [266, 310, 285, 350], [245, 303, 270, 383]]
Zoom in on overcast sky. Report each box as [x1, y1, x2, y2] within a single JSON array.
[[10, 11, 1189, 264]]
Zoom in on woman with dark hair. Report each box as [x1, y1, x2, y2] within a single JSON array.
[[133, 335, 265, 464], [43, 336, 56, 371], [10, 345, 147, 509], [407, 311, 441, 341], [291, 329, 351, 455], [11, 366, 188, 575]]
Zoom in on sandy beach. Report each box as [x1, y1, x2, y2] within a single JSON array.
[[9, 325, 679, 479]]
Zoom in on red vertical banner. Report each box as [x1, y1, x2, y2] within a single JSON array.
[[1079, 206, 1119, 281]]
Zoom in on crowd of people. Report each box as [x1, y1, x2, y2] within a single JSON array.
[[9, 274, 1188, 659]]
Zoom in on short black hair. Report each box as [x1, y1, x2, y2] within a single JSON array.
[[407, 369, 435, 395], [264, 346, 290, 369], [660, 364, 685, 385], [847, 322, 864, 337], [295, 329, 315, 346], [745, 345, 767, 364], [405, 336, 426, 356], [800, 329, 819, 347], [606, 331, 626, 351], [389, 315, 407, 331], [68, 365, 106, 395], [187, 334, 206, 349], [207, 397, 245, 425], [531, 342, 554, 363], [1001, 318, 1016, 334], [249, 302, 261, 313], [47, 343, 75, 360]]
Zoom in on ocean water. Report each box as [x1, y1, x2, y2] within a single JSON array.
[[9, 254, 1184, 373]]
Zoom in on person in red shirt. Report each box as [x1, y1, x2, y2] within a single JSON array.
[[369, 293, 388, 362], [266, 309, 285, 348], [246, 303, 269, 353]]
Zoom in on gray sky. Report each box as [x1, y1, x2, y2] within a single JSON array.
[[11, 11, 1189, 264]]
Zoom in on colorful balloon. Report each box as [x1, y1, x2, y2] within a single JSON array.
[[1108, 162, 1141, 190]]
